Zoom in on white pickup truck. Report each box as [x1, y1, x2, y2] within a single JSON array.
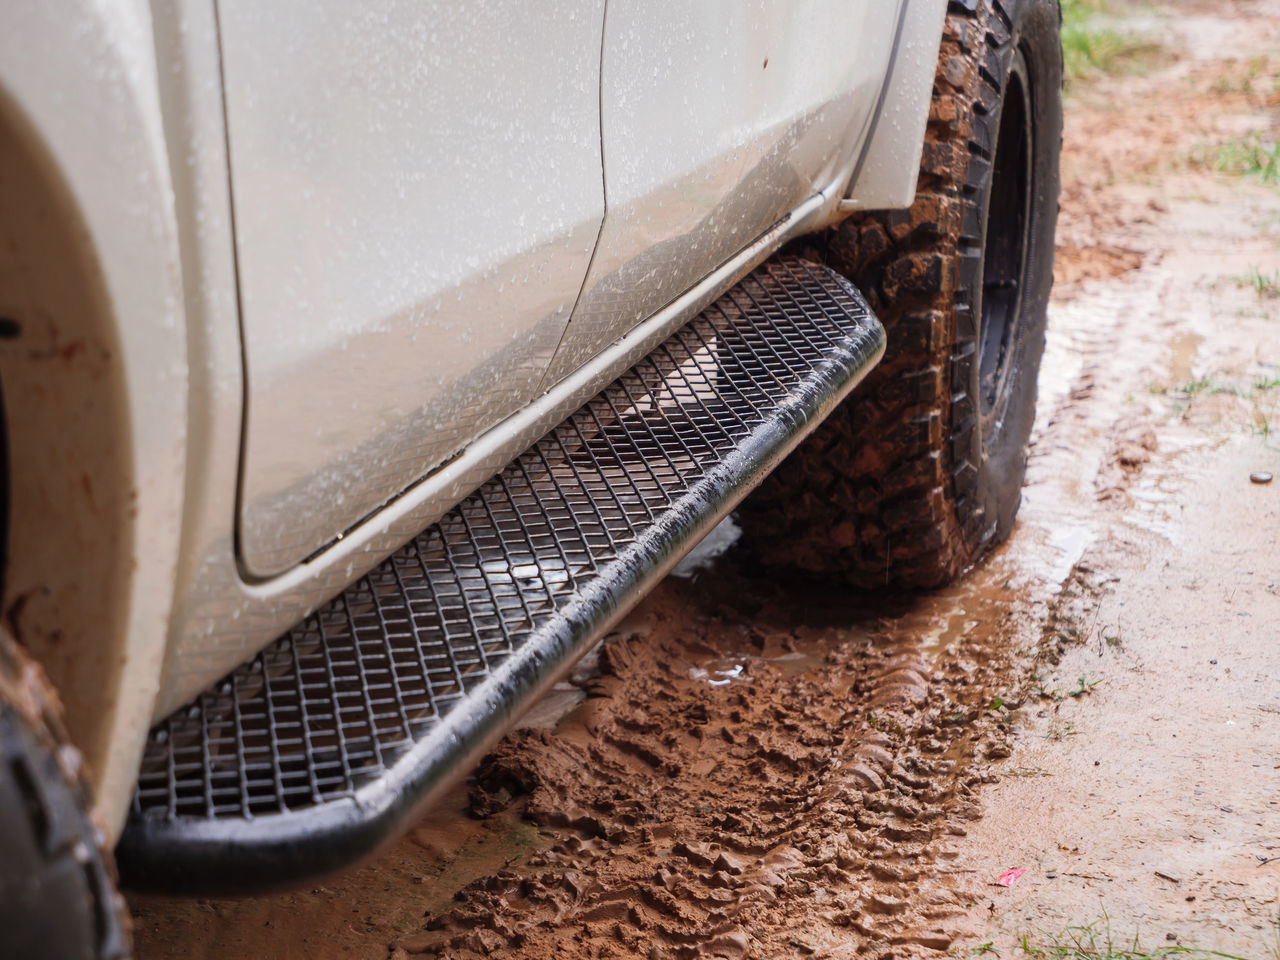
[[0, 2, 1060, 956]]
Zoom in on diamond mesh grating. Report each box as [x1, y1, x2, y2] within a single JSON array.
[[130, 256, 877, 823]]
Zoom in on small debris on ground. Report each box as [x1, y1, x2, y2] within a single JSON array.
[[996, 868, 1026, 888]]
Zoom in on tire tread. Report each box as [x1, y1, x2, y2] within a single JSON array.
[[739, 0, 1039, 588]]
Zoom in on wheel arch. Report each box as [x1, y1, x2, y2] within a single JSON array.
[[841, 0, 950, 212], [0, 0, 188, 841]]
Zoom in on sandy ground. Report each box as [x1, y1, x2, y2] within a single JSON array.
[[129, 3, 1280, 958]]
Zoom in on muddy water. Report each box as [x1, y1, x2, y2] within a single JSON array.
[[130, 3, 1280, 958]]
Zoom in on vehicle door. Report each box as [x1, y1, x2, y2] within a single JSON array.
[[218, 0, 607, 577], [542, 0, 901, 386]]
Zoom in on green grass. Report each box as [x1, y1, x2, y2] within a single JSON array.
[[1178, 378, 1216, 396], [1208, 55, 1280, 97], [1045, 718, 1078, 741], [1035, 675, 1102, 703], [1060, 0, 1163, 82], [1152, 375, 1280, 399], [1227, 266, 1280, 299], [1147, 368, 1280, 449], [1214, 136, 1280, 186], [1070, 675, 1102, 697], [1011, 917, 1267, 960]]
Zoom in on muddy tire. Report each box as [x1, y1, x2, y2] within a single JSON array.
[[740, 0, 1062, 589], [0, 630, 131, 960]]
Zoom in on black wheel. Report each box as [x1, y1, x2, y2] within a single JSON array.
[[739, 0, 1062, 588], [0, 629, 131, 960]]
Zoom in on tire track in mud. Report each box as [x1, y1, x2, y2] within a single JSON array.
[[388, 578, 1034, 960], [1019, 255, 1190, 577]]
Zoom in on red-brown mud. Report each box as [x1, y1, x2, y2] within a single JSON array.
[[394, 575, 1026, 959]]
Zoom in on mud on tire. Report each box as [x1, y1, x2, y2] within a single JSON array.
[[740, 0, 1062, 589], [0, 630, 131, 960]]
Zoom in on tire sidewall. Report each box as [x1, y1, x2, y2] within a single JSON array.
[[960, 0, 1062, 547], [0, 634, 130, 960]]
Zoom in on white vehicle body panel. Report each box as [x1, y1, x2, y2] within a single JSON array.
[[544, 1, 899, 385], [156, 193, 821, 725], [0, 0, 187, 837], [224, 0, 607, 577]]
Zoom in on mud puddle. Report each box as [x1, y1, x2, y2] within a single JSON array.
[[130, 2, 1280, 958]]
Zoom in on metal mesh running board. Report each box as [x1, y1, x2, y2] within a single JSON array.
[[117, 256, 884, 892]]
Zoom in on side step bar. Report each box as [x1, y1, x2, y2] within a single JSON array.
[[117, 256, 884, 893]]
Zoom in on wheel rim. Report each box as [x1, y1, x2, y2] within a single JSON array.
[[977, 50, 1033, 433]]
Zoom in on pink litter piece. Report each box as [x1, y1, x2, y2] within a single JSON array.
[[996, 868, 1026, 887]]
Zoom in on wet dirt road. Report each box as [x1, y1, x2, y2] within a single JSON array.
[[130, 3, 1280, 958]]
